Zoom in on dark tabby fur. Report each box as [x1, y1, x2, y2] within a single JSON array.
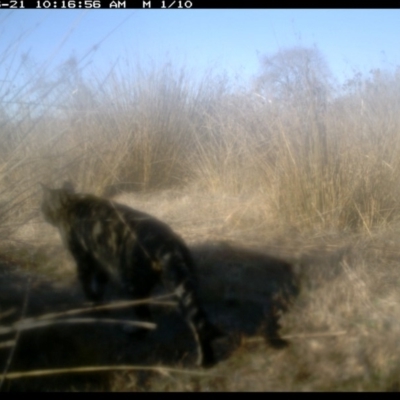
[[40, 182, 220, 367]]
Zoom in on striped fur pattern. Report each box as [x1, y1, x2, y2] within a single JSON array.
[[40, 182, 220, 367]]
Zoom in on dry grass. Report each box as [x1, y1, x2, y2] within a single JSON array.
[[1, 29, 400, 390], [2, 193, 400, 391]]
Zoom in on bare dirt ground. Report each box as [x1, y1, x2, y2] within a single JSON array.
[[1, 190, 400, 391]]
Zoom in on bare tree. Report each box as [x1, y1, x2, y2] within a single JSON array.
[[254, 45, 333, 165]]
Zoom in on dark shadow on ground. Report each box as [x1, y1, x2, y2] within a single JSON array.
[[0, 241, 300, 391], [192, 241, 300, 352]]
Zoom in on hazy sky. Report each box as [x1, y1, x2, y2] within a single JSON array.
[[1, 9, 400, 87]]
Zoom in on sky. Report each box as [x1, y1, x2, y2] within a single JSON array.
[[1, 9, 400, 89]]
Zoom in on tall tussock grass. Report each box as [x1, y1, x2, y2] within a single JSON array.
[[2, 46, 400, 244]]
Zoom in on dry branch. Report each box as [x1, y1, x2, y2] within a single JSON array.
[[2, 364, 212, 380]]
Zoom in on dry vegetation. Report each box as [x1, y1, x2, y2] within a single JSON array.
[[1, 38, 400, 391]]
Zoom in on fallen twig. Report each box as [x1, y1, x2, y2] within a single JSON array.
[[0, 308, 17, 321], [245, 330, 347, 343], [0, 317, 156, 335], [0, 293, 177, 336], [11, 293, 177, 324], [0, 340, 16, 350], [2, 364, 212, 380]]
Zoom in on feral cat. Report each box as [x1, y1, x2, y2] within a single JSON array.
[[40, 182, 220, 367]]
